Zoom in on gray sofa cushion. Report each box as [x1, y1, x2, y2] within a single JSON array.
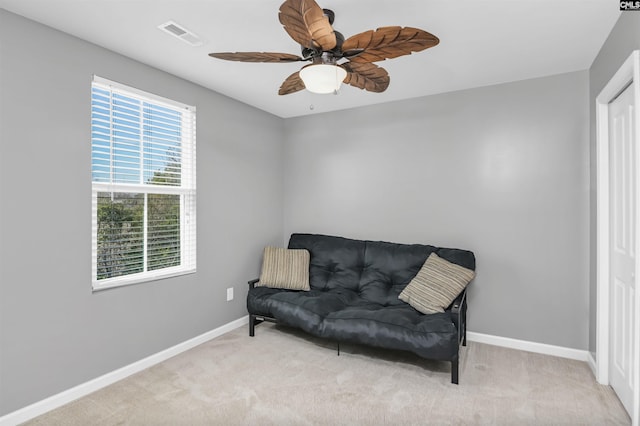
[[289, 234, 366, 292], [323, 303, 459, 360]]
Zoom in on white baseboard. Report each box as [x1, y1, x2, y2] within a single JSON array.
[[467, 331, 590, 362], [587, 351, 598, 378], [0, 316, 249, 426]]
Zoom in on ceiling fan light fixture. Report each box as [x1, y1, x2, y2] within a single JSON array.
[[299, 64, 347, 94]]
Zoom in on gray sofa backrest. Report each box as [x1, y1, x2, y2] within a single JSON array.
[[288, 233, 476, 306]]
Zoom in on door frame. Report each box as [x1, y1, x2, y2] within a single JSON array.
[[596, 49, 640, 425]]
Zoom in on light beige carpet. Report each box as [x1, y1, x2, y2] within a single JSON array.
[[24, 322, 630, 425]]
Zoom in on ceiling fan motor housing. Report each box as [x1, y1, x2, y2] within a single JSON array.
[[301, 30, 344, 60], [311, 52, 339, 66]]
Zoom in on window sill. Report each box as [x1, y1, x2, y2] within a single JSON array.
[[92, 267, 196, 292]]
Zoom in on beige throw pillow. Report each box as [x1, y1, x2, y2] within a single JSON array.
[[258, 246, 310, 291], [399, 253, 475, 314]]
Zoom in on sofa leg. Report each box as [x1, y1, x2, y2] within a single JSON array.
[[451, 357, 459, 385], [462, 323, 467, 347], [249, 315, 255, 337], [462, 305, 467, 346], [337, 341, 340, 356]]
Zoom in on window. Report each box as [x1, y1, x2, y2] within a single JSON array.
[[91, 76, 196, 290]]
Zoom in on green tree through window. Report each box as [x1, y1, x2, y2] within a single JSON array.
[[97, 193, 144, 280]]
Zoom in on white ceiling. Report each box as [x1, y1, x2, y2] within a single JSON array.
[[0, 0, 620, 118]]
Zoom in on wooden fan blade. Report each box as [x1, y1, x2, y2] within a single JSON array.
[[341, 62, 390, 93], [278, 72, 306, 95], [209, 52, 304, 63], [279, 0, 336, 51], [342, 26, 439, 63]]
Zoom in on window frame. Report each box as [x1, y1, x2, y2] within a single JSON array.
[[91, 76, 196, 291]]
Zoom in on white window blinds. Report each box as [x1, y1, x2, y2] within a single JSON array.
[[91, 76, 196, 290]]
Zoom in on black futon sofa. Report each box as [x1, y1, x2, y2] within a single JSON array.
[[247, 233, 476, 384]]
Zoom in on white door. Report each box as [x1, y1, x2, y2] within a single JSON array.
[[609, 82, 637, 417]]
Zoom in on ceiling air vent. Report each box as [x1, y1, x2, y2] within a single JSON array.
[[158, 21, 203, 47]]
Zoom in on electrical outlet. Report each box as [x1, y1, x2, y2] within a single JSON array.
[[226, 287, 234, 301]]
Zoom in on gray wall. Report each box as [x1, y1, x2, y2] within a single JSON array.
[[588, 13, 640, 356], [0, 10, 284, 415], [283, 71, 590, 350]]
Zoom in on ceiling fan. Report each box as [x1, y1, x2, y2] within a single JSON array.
[[209, 0, 439, 95]]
